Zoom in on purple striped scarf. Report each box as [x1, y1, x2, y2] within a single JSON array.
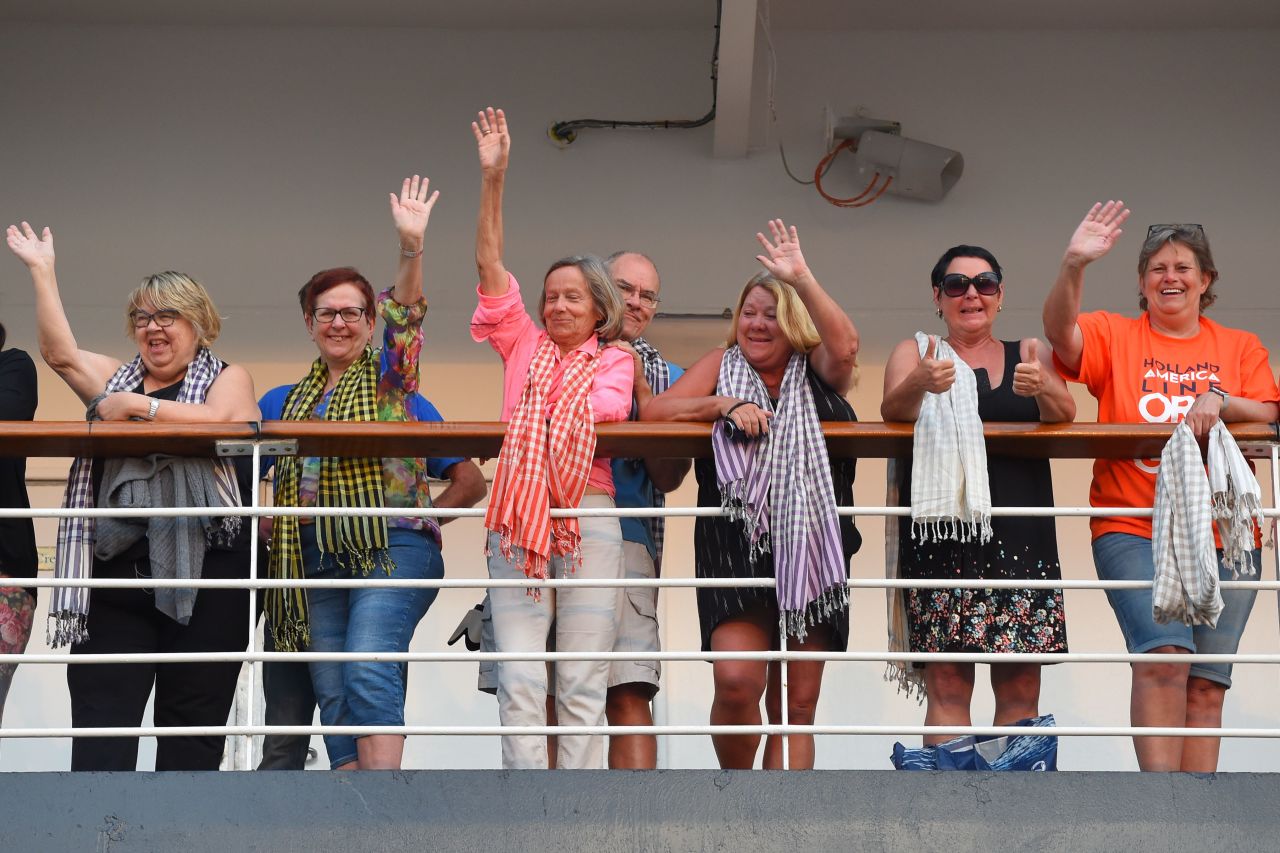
[[713, 347, 846, 641]]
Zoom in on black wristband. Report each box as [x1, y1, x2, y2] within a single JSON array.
[[724, 400, 753, 418]]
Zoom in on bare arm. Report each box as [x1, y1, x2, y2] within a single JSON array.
[[432, 460, 487, 524], [755, 219, 858, 393], [6, 223, 121, 402], [880, 335, 954, 422], [1043, 201, 1130, 375], [640, 347, 773, 437], [473, 107, 511, 297], [643, 457, 691, 494], [389, 175, 440, 307], [93, 364, 260, 422]]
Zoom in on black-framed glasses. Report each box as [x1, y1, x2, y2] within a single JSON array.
[[616, 280, 661, 307], [311, 306, 367, 324], [130, 309, 182, 329], [937, 271, 1002, 298], [1147, 223, 1205, 240]]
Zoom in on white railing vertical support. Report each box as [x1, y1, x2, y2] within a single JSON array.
[[778, 620, 789, 770], [1272, 444, 1279, 641], [244, 441, 262, 772]]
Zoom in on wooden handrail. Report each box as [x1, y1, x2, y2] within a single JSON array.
[[0, 421, 1276, 460]]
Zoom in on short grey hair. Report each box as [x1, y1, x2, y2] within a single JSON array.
[[541, 255, 625, 342], [1137, 226, 1219, 313]]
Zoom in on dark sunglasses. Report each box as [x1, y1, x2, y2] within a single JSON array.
[[936, 271, 1002, 298], [1147, 223, 1204, 240]]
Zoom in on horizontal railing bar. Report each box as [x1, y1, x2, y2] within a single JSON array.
[[9, 651, 1279, 664], [1, 420, 1276, 460], [0, 505, 1171, 519], [10, 577, 1271, 591], [0, 724, 1274, 739]]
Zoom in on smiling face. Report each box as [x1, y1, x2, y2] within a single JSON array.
[[133, 302, 199, 382], [610, 253, 660, 341], [305, 281, 375, 370], [1139, 241, 1210, 331], [735, 285, 793, 372], [542, 265, 603, 353], [934, 255, 1003, 338]]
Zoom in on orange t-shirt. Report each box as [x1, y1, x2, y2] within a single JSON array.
[[1055, 311, 1279, 541]]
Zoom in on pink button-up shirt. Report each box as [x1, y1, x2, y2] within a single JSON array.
[[471, 273, 633, 495]]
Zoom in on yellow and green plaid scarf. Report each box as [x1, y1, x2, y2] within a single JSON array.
[[267, 346, 389, 651]]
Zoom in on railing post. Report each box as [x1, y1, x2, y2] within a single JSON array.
[[1272, 444, 1279, 641], [778, 620, 789, 770], [244, 441, 262, 772]]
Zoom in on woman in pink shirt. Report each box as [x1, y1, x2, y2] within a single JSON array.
[[470, 107, 633, 770]]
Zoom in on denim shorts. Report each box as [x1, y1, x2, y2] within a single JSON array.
[[302, 525, 443, 768], [1092, 532, 1259, 688]]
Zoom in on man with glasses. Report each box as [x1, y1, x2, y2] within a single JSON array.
[[603, 250, 690, 769]]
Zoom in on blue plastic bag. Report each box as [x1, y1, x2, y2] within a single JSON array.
[[891, 714, 1057, 771]]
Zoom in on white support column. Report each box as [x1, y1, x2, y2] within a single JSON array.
[[711, 0, 759, 159]]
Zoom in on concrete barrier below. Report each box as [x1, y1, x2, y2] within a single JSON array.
[[7, 770, 1276, 852]]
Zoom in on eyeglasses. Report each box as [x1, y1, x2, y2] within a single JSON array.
[[1147, 223, 1205, 240], [936, 271, 1002, 298], [616, 280, 661, 307], [130, 309, 182, 329], [311, 306, 367, 324]]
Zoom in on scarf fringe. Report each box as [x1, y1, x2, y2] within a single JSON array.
[[883, 662, 927, 705], [48, 612, 88, 648], [271, 617, 312, 654], [720, 485, 771, 564], [911, 515, 992, 545], [782, 584, 848, 643]]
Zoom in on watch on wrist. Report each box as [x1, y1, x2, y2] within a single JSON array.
[[146, 398, 161, 420], [1208, 385, 1229, 411]]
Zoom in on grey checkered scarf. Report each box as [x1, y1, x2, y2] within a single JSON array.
[[713, 347, 846, 641], [1152, 422, 1223, 627], [1207, 421, 1262, 578], [626, 336, 671, 566], [909, 332, 992, 544], [50, 348, 241, 647]]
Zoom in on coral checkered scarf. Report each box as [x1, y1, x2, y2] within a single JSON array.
[[485, 336, 600, 583]]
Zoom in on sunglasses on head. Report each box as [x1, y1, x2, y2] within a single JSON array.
[[936, 271, 1002, 298], [1147, 223, 1205, 240]]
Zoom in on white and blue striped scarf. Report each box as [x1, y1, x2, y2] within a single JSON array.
[[50, 348, 240, 647], [713, 347, 846, 641]]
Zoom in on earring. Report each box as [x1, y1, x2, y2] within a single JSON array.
[[936, 309, 943, 318], [997, 305, 1003, 312]]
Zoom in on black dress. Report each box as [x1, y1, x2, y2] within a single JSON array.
[[897, 340, 1067, 654], [693, 365, 861, 652]]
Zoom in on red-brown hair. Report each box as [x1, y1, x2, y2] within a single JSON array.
[[297, 267, 374, 315]]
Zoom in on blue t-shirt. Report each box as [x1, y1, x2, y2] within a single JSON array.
[[258, 385, 463, 482], [612, 360, 683, 558]]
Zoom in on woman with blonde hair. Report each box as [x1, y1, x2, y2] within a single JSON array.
[[6, 222, 259, 770], [643, 220, 860, 769]]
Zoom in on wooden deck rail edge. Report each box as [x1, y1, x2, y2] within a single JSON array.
[[0, 421, 1276, 460]]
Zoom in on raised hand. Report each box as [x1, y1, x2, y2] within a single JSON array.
[[1012, 339, 1046, 398], [389, 175, 440, 251], [472, 107, 510, 174], [1065, 201, 1130, 267], [755, 218, 810, 286], [916, 335, 956, 394], [5, 222, 55, 271]]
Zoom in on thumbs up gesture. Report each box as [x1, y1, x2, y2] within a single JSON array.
[[916, 335, 956, 394], [1013, 339, 1046, 397]]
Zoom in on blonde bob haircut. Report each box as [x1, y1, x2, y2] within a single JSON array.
[[724, 271, 821, 353], [124, 271, 223, 348]]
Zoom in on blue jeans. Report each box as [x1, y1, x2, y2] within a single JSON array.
[[302, 525, 442, 768], [1092, 532, 1259, 687]]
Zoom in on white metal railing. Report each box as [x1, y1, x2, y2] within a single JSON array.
[[2, 439, 1277, 772]]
